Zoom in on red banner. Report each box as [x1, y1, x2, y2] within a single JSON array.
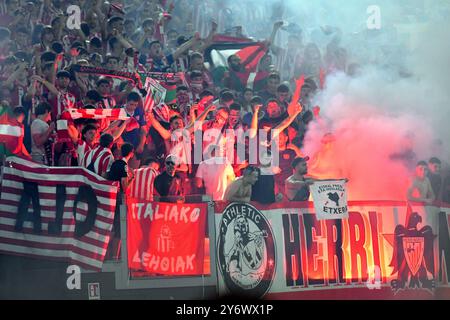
[[127, 201, 208, 275]]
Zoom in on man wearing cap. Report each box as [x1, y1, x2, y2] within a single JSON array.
[[285, 156, 313, 201], [154, 154, 184, 200], [286, 156, 348, 201]]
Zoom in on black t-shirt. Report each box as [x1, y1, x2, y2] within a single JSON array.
[[154, 171, 183, 197], [107, 159, 128, 185], [275, 149, 297, 189], [259, 111, 289, 129], [427, 172, 442, 199], [251, 174, 275, 204]]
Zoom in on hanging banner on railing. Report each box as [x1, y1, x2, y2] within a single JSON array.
[[310, 179, 349, 220], [127, 200, 208, 275], [0, 156, 119, 271], [215, 201, 450, 299]]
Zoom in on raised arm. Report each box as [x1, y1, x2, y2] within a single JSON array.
[[50, 53, 64, 85], [268, 21, 283, 48], [272, 102, 302, 139], [249, 104, 261, 139], [195, 21, 218, 53], [113, 29, 134, 51], [172, 34, 201, 60], [2, 63, 27, 90], [31, 75, 60, 97], [185, 96, 215, 132], [24, 80, 38, 102], [74, 72, 88, 97], [104, 118, 132, 141], [148, 112, 171, 140], [288, 75, 305, 116]]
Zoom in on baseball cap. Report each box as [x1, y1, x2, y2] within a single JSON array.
[[291, 156, 310, 168], [165, 154, 179, 166]]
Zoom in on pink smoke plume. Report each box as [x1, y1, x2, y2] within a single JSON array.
[[302, 71, 438, 201]]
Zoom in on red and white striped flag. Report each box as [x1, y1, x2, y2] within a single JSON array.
[[143, 91, 155, 116], [0, 156, 119, 270], [64, 108, 129, 120]]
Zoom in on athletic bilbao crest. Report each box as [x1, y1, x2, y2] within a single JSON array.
[[217, 203, 275, 298], [390, 211, 436, 291], [403, 237, 424, 277]]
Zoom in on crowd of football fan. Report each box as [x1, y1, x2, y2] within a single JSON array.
[[1, 0, 449, 209]]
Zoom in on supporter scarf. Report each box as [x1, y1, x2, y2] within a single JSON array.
[[71, 65, 142, 88]]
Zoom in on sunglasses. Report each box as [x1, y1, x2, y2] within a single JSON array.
[[166, 161, 175, 166]]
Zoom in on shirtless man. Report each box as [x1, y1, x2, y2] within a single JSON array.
[[224, 166, 260, 202], [286, 156, 348, 201], [407, 161, 435, 204]]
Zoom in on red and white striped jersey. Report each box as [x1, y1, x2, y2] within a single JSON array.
[[129, 167, 159, 201], [101, 96, 116, 109], [51, 91, 76, 120], [81, 146, 114, 177], [76, 140, 94, 166]]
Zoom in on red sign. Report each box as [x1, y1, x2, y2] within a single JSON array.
[[127, 201, 208, 275]]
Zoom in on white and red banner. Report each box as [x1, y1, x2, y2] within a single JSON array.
[[215, 201, 450, 299], [310, 180, 349, 220], [0, 157, 119, 270], [127, 200, 208, 276]]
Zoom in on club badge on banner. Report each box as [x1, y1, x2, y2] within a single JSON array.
[[127, 200, 207, 276], [145, 77, 167, 107], [310, 180, 348, 220]]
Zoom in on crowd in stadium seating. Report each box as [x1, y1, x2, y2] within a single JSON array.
[[1, 0, 449, 209]]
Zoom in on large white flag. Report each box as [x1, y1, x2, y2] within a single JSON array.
[[310, 180, 349, 220]]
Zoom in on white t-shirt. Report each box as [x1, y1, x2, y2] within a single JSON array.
[[30, 118, 49, 157], [196, 156, 235, 201]]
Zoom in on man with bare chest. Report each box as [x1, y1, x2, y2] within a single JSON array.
[[224, 166, 260, 202]]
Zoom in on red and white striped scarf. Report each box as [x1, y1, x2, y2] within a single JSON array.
[[65, 108, 129, 120]]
